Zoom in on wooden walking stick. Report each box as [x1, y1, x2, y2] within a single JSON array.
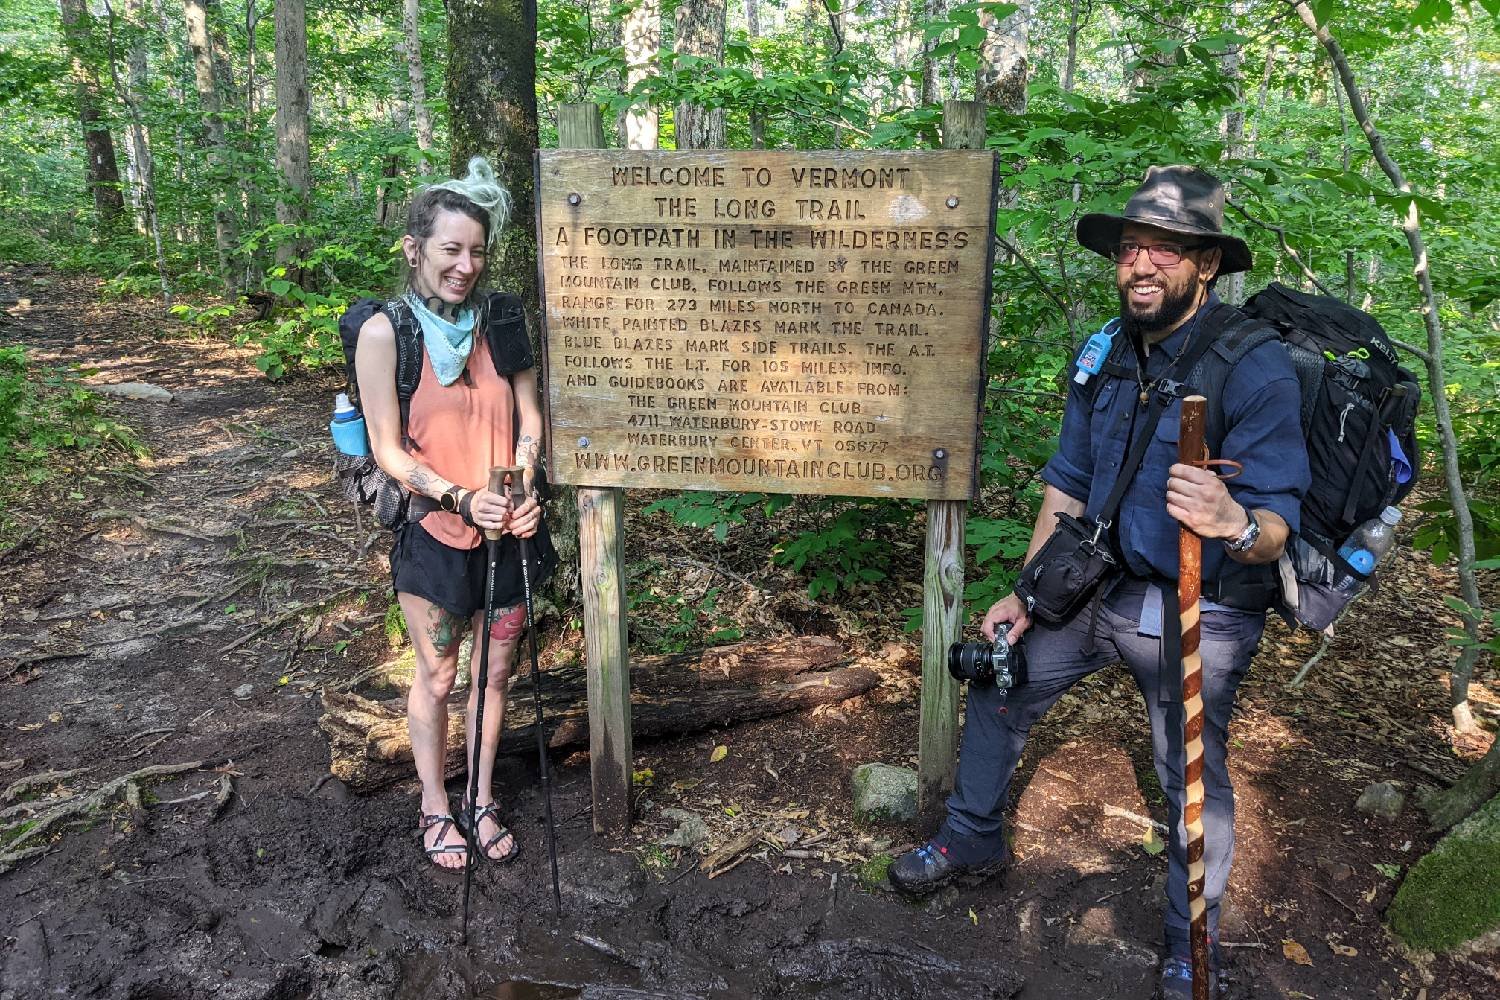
[[1177, 394, 1211, 1000]]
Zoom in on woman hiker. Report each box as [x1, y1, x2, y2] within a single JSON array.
[[356, 157, 553, 868]]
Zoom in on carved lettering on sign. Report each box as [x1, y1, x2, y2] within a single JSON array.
[[538, 150, 998, 501]]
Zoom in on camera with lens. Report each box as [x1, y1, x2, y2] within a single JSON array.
[[947, 623, 1026, 691]]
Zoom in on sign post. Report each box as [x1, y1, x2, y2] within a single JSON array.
[[537, 131, 998, 832]]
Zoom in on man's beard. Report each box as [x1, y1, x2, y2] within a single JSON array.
[[1118, 280, 1201, 340]]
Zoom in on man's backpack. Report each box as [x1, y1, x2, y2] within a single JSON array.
[[1217, 283, 1422, 630], [332, 292, 532, 528]]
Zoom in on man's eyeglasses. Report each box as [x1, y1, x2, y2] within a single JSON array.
[[1110, 241, 1200, 267]]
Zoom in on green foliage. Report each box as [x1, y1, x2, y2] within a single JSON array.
[[854, 852, 894, 890], [628, 584, 742, 653], [643, 490, 791, 543], [384, 600, 408, 647], [773, 498, 913, 599], [0, 346, 145, 485]]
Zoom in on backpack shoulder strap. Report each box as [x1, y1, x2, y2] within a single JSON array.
[[385, 297, 422, 447], [478, 291, 535, 375], [1081, 327, 1137, 409], [1191, 305, 1282, 452], [1094, 320, 1224, 525]]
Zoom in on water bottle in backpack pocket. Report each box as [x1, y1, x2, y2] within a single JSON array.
[[329, 392, 370, 457], [1279, 506, 1402, 632]]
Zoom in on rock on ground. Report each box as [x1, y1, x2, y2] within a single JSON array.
[[851, 763, 917, 824], [1356, 780, 1406, 821]]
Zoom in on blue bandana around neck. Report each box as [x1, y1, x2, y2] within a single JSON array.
[[405, 292, 477, 387]]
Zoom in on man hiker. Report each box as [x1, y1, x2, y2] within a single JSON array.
[[888, 166, 1311, 999]]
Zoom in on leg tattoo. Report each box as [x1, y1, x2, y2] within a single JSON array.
[[426, 605, 466, 655]]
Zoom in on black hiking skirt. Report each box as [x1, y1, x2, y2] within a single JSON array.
[[390, 518, 558, 620]]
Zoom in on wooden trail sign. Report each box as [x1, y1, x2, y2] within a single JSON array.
[[538, 149, 998, 502]]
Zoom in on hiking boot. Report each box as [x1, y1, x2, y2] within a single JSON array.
[[887, 835, 1008, 897], [1157, 956, 1226, 1000]]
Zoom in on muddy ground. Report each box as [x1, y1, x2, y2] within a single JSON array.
[[0, 264, 1496, 999]]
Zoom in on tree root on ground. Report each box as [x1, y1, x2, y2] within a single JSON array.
[[0, 761, 202, 874]]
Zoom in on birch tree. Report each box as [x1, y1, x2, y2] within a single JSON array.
[[1288, 0, 1485, 735], [623, 0, 661, 150], [184, 0, 239, 294], [976, 0, 1029, 112], [402, 0, 435, 172]]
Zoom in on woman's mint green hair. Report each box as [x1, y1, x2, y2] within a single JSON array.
[[417, 156, 512, 249]]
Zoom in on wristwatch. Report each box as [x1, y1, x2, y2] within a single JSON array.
[[439, 485, 466, 514], [1224, 509, 1261, 553]]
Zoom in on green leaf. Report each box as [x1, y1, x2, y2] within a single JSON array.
[[1142, 829, 1166, 855], [267, 279, 293, 296]]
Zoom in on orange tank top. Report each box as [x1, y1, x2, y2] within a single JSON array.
[[406, 336, 515, 549]]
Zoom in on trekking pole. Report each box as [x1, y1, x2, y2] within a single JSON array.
[[1177, 395, 1211, 1000], [507, 468, 563, 921], [461, 466, 507, 945]]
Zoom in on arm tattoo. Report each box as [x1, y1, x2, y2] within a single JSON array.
[[402, 458, 453, 500], [426, 605, 465, 655], [516, 434, 539, 469]]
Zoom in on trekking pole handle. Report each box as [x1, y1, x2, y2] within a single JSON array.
[[485, 466, 517, 541]]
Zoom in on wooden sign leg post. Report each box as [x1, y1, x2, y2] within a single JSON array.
[[917, 99, 987, 818], [559, 103, 633, 836], [1177, 395, 1211, 1000]]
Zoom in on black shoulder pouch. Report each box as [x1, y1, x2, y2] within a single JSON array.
[[1015, 511, 1119, 623]]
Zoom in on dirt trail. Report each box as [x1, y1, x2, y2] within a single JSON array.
[[0, 265, 1496, 999]]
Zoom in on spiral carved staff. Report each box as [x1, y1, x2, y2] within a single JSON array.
[[1176, 394, 1211, 1000]]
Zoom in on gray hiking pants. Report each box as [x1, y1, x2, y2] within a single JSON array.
[[944, 577, 1265, 954]]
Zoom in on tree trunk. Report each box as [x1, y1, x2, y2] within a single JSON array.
[[239, 0, 265, 286], [1248, 44, 1275, 147], [1062, 0, 1081, 94], [109, 0, 171, 305], [674, 0, 726, 150], [184, 0, 240, 296], [1420, 740, 1500, 832], [402, 0, 435, 171], [976, 0, 1029, 111], [622, 0, 660, 150], [1220, 1, 1249, 306], [920, 0, 944, 107], [57, 0, 126, 228], [273, 0, 311, 285], [319, 637, 880, 792], [745, 0, 765, 146], [1290, 0, 1485, 734], [447, 0, 539, 314]]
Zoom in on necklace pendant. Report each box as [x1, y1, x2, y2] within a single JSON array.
[[1139, 389, 1149, 404]]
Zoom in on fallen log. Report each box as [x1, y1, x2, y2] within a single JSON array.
[[319, 636, 877, 793]]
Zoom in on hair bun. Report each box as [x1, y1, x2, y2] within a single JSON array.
[[426, 156, 512, 248]]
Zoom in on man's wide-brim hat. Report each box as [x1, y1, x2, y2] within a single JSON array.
[[1077, 165, 1253, 275]]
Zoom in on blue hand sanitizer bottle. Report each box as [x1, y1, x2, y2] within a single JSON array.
[[330, 392, 370, 457], [1073, 319, 1118, 385]]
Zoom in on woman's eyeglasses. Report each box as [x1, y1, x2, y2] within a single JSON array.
[[1110, 241, 1200, 266]]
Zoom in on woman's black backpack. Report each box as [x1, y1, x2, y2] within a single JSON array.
[[332, 292, 532, 528]]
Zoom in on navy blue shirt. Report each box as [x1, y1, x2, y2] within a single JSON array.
[[1041, 298, 1310, 584]]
